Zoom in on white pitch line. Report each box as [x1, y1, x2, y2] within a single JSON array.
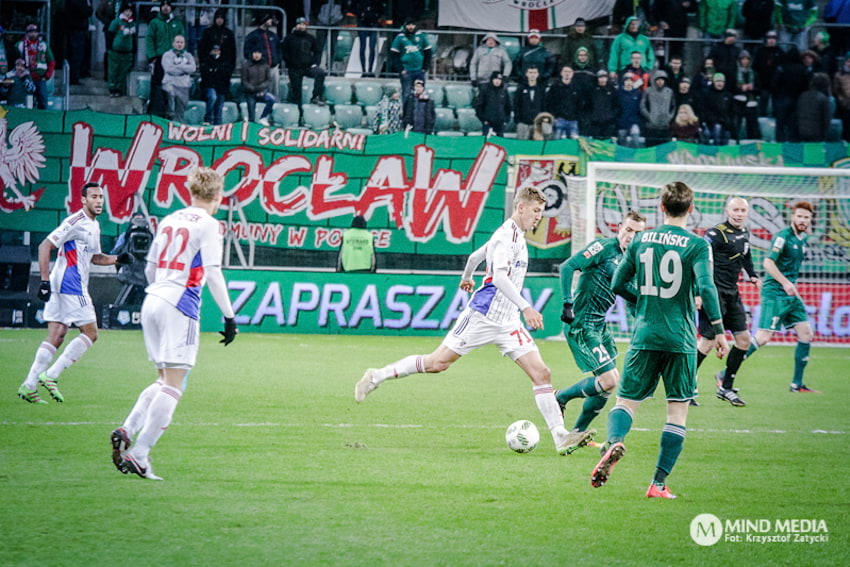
[[0, 421, 845, 435]]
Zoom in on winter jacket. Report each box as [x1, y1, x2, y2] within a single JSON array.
[[372, 95, 403, 134], [161, 49, 196, 90], [702, 87, 733, 128], [640, 71, 676, 129], [243, 28, 281, 68], [15, 38, 55, 81], [796, 88, 831, 140], [402, 94, 436, 134], [670, 121, 701, 142], [771, 60, 808, 99], [676, 88, 704, 117], [476, 82, 511, 126], [146, 11, 185, 60], [282, 29, 321, 70], [588, 83, 621, 125], [826, 0, 850, 24], [775, 0, 817, 33], [109, 14, 137, 53], [742, 0, 775, 39], [390, 28, 432, 72], [513, 81, 545, 125], [563, 28, 595, 67], [698, 0, 738, 37], [200, 12, 237, 70], [753, 44, 784, 90], [608, 17, 655, 72], [200, 54, 232, 93], [513, 44, 552, 80], [241, 59, 271, 94], [833, 68, 850, 110], [708, 42, 742, 90], [651, 0, 691, 39], [67, 0, 94, 32], [545, 79, 587, 121], [469, 34, 512, 83], [617, 85, 643, 130]]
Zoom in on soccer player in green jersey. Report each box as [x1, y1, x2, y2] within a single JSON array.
[[738, 201, 817, 392], [590, 181, 729, 499], [555, 211, 646, 452]]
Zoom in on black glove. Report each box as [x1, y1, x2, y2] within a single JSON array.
[[560, 302, 575, 324], [116, 252, 134, 266], [219, 317, 238, 346], [37, 280, 51, 302]]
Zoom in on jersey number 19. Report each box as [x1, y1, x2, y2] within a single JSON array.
[[639, 248, 682, 298]]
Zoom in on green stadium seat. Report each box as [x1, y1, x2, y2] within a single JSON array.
[[136, 75, 151, 100], [230, 77, 243, 100], [272, 103, 302, 128], [827, 119, 842, 142], [324, 80, 354, 105], [221, 102, 240, 124], [354, 81, 383, 106], [334, 31, 355, 62], [500, 36, 521, 61], [758, 117, 776, 143], [46, 96, 64, 111], [445, 84, 474, 109], [277, 81, 289, 103], [183, 101, 206, 125], [333, 104, 364, 129], [302, 103, 333, 130], [434, 107, 456, 132], [364, 104, 379, 127], [456, 107, 482, 134], [436, 131, 465, 136], [347, 127, 374, 135], [424, 84, 445, 107], [299, 78, 315, 105]]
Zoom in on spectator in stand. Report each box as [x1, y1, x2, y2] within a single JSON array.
[[390, 20, 432, 104], [676, 76, 703, 117], [476, 71, 511, 137], [775, 0, 818, 52], [67, 0, 94, 85], [742, 0, 775, 41], [402, 78, 435, 134], [0, 26, 7, 76], [355, 0, 383, 77], [702, 72, 733, 144], [514, 30, 552, 82], [1, 59, 36, 108], [664, 55, 687, 91], [699, 0, 738, 41], [244, 12, 282, 100], [573, 47, 597, 92], [532, 112, 555, 140], [281, 17, 327, 107], [200, 9, 237, 74], [754, 30, 785, 116], [833, 54, 850, 141], [546, 64, 588, 139], [772, 46, 807, 142], [708, 29, 741, 92], [611, 0, 651, 34], [315, 0, 345, 64], [640, 69, 676, 145], [161, 35, 196, 123], [619, 50, 651, 90], [692, 56, 717, 99], [651, 0, 691, 58], [797, 72, 833, 142], [146, 0, 185, 117], [733, 50, 760, 140], [184, 0, 218, 56], [107, 4, 136, 97], [200, 44, 232, 125], [372, 84, 403, 134], [608, 17, 655, 74], [469, 33, 512, 87], [15, 24, 54, 110], [514, 66, 546, 140], [617, 72, 644, 146], [563, 18, 596, 69], [670, 103, 702, 142], [587, 70, 621, 140], [826, 0, 850, 56], [241, 49, 276, 125], [812, 32, 837, 78], [95, 1, 117, 82], [800, 50, 824, 83]]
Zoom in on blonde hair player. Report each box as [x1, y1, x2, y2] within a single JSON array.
[[355, 186, 594, 455]]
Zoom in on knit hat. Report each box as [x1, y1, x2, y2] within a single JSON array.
[[766, 30, 778, 39], [160, 0, 172, 7], [296, 17, 307, 25], [414, 79, 425, 86], [596, 69, 608, 77], [211, 44, 221, 52], [528, 29, 541, 39], [713, 72, 726, 82], [724, 29, 737, 38], [816, 31, 831, 45], [574, 18, 586, 26], [490, 71, 504, 81], [738, 50, 752, 60], [26, 23, 38, 32], [680, 77, 691, 84]]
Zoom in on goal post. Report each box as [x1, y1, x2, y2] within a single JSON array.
[[565, 162, 850, 346]]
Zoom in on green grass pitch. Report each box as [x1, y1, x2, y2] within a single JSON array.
[[1, 329, 848, 566]]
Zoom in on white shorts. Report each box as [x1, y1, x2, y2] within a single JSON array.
[[42, 292, 97, 327], [141, 294, 200, 369], [442, 308, 539, 361]]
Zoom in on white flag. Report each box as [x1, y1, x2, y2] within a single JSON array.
[[438, 0, 616, 33]]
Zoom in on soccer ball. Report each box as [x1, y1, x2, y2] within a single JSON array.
[[505, 420, 540, 453]]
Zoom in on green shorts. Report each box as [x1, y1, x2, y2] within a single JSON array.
[[758, 294, 808, 332], [618, 348, 696, 402], [565, 322, 618, 375]]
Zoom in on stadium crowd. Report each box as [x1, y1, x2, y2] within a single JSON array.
[[2, 1, 850, 144]]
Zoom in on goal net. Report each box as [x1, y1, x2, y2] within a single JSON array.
[[565, 162, 850, 346]]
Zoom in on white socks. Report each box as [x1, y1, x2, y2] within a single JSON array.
[[533, 384, 568, 438], [374, 355, 425, 384], [122, 380, 163, 438], [45, 335, 92, 380], [131, 384, 182, 462], [24, 342, 57, 389]]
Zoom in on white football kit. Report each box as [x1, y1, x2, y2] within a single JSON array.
[[43, 210, 102, 326], [442, 218, 537, 361], [142, 206, 223, 368]]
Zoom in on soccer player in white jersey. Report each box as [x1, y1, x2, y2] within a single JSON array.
[[111, 168, 237, 480], [17, 183, 131, 404], [354, 186, 594, 455]]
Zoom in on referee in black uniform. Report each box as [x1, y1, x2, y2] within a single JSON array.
[[696, 197, 760, 406]]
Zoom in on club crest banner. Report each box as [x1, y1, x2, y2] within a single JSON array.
[[438, 0, 616, 32]]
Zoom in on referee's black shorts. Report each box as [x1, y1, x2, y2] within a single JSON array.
[[698, 289, 749, 339]]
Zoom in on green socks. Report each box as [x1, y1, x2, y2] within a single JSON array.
[[792, 341, 810, 386], [654, 423, 686, 485], [607, 405, 633, 445], [573, 393, 610, 432], [555, 376, 600, 406]]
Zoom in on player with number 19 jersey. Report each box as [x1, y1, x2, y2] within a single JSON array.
[[145, 206, 223, 319]]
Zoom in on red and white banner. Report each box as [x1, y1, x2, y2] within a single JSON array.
[[438, 0, 616, 32]]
